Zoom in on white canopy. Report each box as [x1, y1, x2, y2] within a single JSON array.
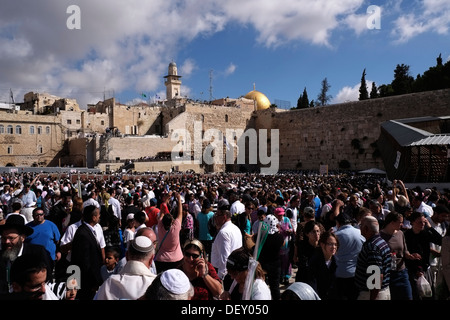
[[358, 168, 386, 175]]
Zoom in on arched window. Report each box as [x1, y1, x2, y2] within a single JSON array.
[[46, 126, 50, 134], [15, 125, 22, 134], [37, 126, 42, 134], [7, 125, 13, 134], [30, 126, 35, 134], [0, 125, 4, 134], [225, 114, 229, 122]]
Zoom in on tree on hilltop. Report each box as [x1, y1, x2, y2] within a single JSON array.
[[413, 53, 450, 92], [296, 87, 310, 109], [317, 78, 332, 106], [370, 82, 379, 99], [391, 63, 414, 95], [359, 68, 369, 101]]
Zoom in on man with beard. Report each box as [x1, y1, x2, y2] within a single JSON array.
[[0, 215, 53, 295]]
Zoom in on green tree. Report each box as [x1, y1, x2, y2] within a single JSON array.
[[370, 82, 379, 98], [317, 77, 332, 106], [296, 87, 310, 109], [391, 64, 414, 95], [378, 84, 394, 97], [359, 69, 369, 100], [437, 53, 443, 67], [413, 53, 450, 92]]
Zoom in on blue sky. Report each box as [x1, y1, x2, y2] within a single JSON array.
[[0, 0, 449, 109]]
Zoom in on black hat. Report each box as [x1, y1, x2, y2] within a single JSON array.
[[0, 215, 34, 236]]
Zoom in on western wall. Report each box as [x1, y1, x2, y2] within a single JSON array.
[[253, 88, 450, 172]]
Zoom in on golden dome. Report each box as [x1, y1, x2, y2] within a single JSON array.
[[244, 90, 271, 110]]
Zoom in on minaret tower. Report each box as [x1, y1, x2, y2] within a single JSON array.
[[164, 61, 182, 100]]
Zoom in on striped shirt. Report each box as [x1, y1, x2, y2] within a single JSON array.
[[355, 234, 392, 291]]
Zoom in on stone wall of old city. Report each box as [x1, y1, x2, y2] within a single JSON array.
[[0, 111, 66, 167], [253, 88, 450, 171], [2, 89, 449, 172]]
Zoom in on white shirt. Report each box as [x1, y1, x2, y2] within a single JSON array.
[[123, 228, 135, 245], [42, 283, 60, 300], [108, 196, 121, 219], [1, 192, 11, 207], [251, 279, 272, 300], [286, 206, 298, 232], [211, 220, 243, 280], [60, 221, 106, 262], [230, 200, 245, 215], [94, 260, 156, 300], [229, 278, 272, 300], [21, 190, 37, 207], [418, 202, 434, 218], [428, 217, 445, 267]]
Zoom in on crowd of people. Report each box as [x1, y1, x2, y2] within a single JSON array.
[[0, 170, 449, 301]]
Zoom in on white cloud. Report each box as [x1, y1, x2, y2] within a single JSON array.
[[344, 13, 370, 36], [180, 59, 197, 78], [0, 1, 227, 108], [224, 63, 236, 76], [392, 0, 450, 42], [220, 0, 365, 47], [333, 81, 374, 104], [1, 0, 409, 109]]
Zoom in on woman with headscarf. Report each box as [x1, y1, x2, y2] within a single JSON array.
[[257, 214, 284, 300], [220, 247, 271, 300]]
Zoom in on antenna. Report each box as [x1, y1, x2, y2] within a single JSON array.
[[209, 69, 213, 101]]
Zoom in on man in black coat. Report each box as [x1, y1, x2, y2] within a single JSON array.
[[70, 205, 104, 300], [0, 215, 53, 296]]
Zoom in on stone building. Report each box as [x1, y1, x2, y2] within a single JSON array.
[[1, 61, 449, 179]]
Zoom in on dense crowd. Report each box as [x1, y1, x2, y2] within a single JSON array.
[[0, 170, 449, 301]]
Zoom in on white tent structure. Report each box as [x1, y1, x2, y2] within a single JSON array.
[[358, 168, 386, 175]]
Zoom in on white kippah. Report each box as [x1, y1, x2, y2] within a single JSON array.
[[160, 269, 191, 295], [132, 236, 153, 253]]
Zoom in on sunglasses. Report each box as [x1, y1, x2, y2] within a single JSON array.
[[184, 252, 201, 259]]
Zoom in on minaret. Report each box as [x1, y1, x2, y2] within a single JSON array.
[[164, 61, 182, 100]]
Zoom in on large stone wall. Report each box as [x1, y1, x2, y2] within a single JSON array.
[[254, 89, 450, 171], [103, 135, 178, 161]]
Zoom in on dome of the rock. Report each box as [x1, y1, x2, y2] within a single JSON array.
[[244, 90, 271, 110]]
